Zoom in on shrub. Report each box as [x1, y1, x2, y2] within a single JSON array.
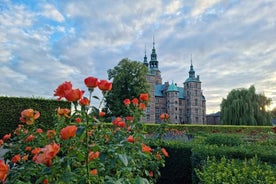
[[195, 156, 276, 184]]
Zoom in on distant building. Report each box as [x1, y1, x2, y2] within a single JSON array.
[[206, 112, 221, 125], [142, 41, 206, 124]]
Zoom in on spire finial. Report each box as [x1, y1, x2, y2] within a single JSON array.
[[191, 54, 193, 65], [144, 44, 147, 56], [153, 35, 155, 48]]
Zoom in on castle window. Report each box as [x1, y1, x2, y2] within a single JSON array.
[[146, 106, 150, 113], [196, 117, 199, 123], [195, 99, 198, 106], [147, 115, 150, 121], [195, 90, 197, 96], [195, 108, 198, 115], [175, 107, 177, 111], [175, 101, 177, 104]]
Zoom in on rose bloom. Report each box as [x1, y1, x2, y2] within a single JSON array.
[[131, 98, 139, 105], [25, 134, 35, 142], [125, 116, 133, 121], [149, 171, 154, 177], [43, 179, 49, 184], [90, 169, 98, 176], [33, 143, 60, 167], [84, 77, 98, 89], [2, 133, 11, 141], [20, 109, 40, 125], [117, 121, 126, 128], [79, 97, 90, 106], [139, 103, 146, 110], [54, 81, 72, 100], [47, 130, 56, 139], [123, 99, 131, 106], [57, 107, 70, 118], [161, 148, 169, 157], [99, 111, 106, 117], [65, 89, 85, 102], [60, 126, 77, 140], [98, 80, 112, 91], [88, 151, 100, 162], [0, 160, 8, 182], [127, 135, 134, 143], [141, 144, 152, 153], [160, 113, 170, 120], [12, 154, 21, 163], [75, 117, 82, 123], [25, 146, 32, 151], [139, 93, 149, 101], [36, 128, 43, 134], [31, 147, 41, 155], [22, 154, 29, 161], [112, 117, 122, 126], [0, 140, 3, 147]]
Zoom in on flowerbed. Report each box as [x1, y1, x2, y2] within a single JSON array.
[[0, 76, 169, 184]]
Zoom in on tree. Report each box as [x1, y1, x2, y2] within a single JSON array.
[[220, 85, 272, 126], [104, 58, 149, 117], [271, 107, 276, 118]]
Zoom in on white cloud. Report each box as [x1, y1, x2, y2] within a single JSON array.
[[41, 4, 65, 22]]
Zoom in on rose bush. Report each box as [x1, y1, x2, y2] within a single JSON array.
[[0, 76, 168, 184]]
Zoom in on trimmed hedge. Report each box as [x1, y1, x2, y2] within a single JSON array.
[[0, 96, 70, 138]]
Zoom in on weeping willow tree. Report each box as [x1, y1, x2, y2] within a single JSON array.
[[220, 85, 272, 126]]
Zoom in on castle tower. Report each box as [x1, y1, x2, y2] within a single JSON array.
[[166, 82, 179, 124], [184, 59, 206, 124]]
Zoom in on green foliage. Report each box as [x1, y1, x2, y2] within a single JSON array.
[[204, 133, 242, 146], [0, 96, 70, 138], [105, 58, 149, 117], [195, 156, 276, 184], [220, 85, 272, 126]]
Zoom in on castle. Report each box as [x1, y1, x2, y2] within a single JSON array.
[[142, 41, 206, 124]]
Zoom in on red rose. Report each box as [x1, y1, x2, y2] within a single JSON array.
[[65, 89, 85, 102], [99, 111, 106, 117], [98, 80, 112, 91], [79, 97, 90, 106], [132, 98, 139, 105], [60, 126, 77, 140], [54, 81, 72, 100], [123, 99, 131, 106], [84, 77, 98, 89], [127, 135, 134, 143], [139, 93, 149, 101]]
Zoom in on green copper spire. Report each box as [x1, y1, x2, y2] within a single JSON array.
[[143, 45, 148, 67], [149, 36, 158, 69]]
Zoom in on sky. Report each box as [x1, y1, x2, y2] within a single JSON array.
[[1, 0, 276, 114]]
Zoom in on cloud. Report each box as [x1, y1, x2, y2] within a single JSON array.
[[41, 4, 65, 22]]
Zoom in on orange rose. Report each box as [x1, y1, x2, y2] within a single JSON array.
[[33, 143, 60, 167], [125, 116, 133, 121], [79, 97, 90, 106], [160, 113, 170, 120], [11, 154, 21, 163], [98, 80, 112, 91], [161, 148, 169, 157], [132, 98, 139, 105], [2, 133, 11, 141], [65, 89, 85, 102], [141, 144, 152, 153], [127, 135, 134, 143], [84, 77, 98, 89], [36, 128, 43, 134], [123, 99, 131, 106], [139, 103, 146, 110], [90, 169, 98, 175], [139, 93, 149, 101], [20, 109, 40, 125], [25, 134, 35, 142], [75, 117, 82, 123], [57, 107, 70, 118], [0, 160, 8, 182], [25, 146, 32, 151], [31, 148, 41, 155], [99, 111, 106, 117], [22, 154, 29, 161], [47, 130, 56, 139], [117, 121, 126, 128], [60, 126, 77, 140], [112, 117, 122, 126], [54, 81, 72, 100], [88, 151, 100, 162]]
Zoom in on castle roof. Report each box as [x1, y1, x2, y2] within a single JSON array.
[[166, 83, 178, 92]]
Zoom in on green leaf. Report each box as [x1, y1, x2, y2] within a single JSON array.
[[76, 126, 85, 137], [134, 177, 150, 184], [118, 153, 128, 166]]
